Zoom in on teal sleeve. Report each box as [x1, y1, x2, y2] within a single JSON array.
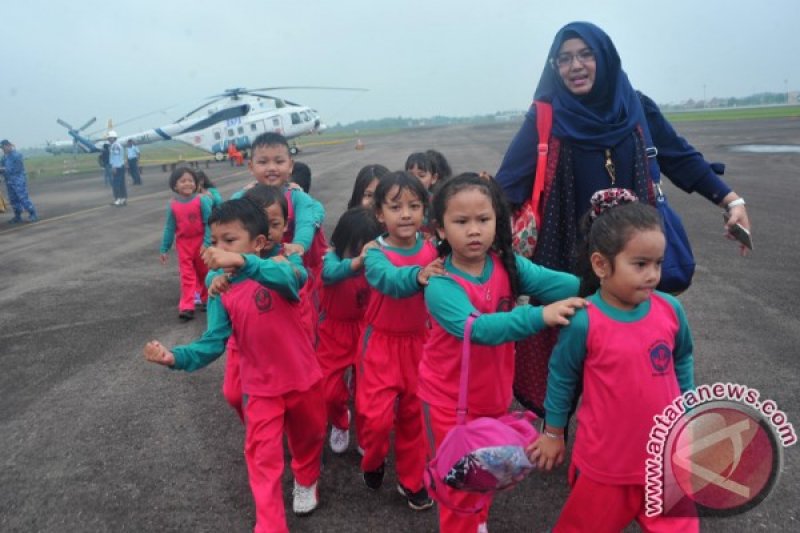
[[290, 189, 320, 251], [322, 251, 358, 284], [230, 189, 244, 200], [310, 196, 326, 224], [661, 292, 695, 393], [210, 188, 224, 207], [516, 255, 580, 302], [364, 248, 422, 298], [237, 253, 307, 301], [425, 275, 548, 344], [200, 195, 213, 248], [160, 203, 176, 254], [543, 310, 589, 428], [172, 280, 231, 371]]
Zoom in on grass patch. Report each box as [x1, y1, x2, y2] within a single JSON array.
[[664, 105, 800, 122], [24, 142, 214, 181]]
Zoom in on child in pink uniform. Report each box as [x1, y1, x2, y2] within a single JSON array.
[[420, 174, 584, 533], [221, 133, 324, 420], [145, 197, 326, 532], [358, 171, 444, 511], [318, 207, 381, 454], [528, 189, 698, 532], [347, 164, 389, 209], [159, 166, 212, 320]]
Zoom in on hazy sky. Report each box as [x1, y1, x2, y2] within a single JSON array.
[[3, 0, 798, 147]]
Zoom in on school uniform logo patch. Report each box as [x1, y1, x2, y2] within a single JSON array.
[[496, 297, 513, 312], [649, 341, 672, 373], [254, 287, 273, 313]]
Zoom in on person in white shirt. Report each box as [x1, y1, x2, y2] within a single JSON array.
[[126, 139, 142, 186]]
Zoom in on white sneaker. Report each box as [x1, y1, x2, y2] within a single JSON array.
[[329, 426, 350, 454], [292, 480, 318, 516]]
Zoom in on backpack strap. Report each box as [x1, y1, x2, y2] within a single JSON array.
[[456, 311, 481, 426], [531, 100, 553, 230]]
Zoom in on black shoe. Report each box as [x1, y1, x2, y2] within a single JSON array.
[[363, 464, 385, 490], [178, 310, 195, 321], [396, 483, 434, 511], [196, 302, 207, 312]]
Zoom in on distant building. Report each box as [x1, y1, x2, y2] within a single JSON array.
[[789, 91, 799, 104]]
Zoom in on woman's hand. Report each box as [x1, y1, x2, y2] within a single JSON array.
[[724, 203, 752, 256], [542, 297, 587, 327], [159, 253, 168, 266], [526, 428, 566, 470]]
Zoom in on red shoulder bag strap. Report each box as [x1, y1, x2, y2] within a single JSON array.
[[531, 100, 553, 230]]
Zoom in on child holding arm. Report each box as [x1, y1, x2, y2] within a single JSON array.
[[419, 174, 584, 533], [144, 198, 325, 531]]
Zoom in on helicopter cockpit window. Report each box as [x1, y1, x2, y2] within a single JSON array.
[[301, 112, 310, 122], [291, 113, 301, 125]]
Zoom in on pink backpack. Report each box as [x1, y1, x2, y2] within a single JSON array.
[[424, 313, 539, 515]]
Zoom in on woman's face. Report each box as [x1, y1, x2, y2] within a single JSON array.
[[556, 38, 596, 96]]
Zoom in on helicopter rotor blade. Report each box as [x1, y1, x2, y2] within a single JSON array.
[[57, 118, 74, 131], [176, 97, 225, 122], [247, 93, 283, 101], [249, 86, 369, 92], [78, 117, 97, 132]]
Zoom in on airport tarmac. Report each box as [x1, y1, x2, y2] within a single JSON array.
[[1, 119, 798, 532]]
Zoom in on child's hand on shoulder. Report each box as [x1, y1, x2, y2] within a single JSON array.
[[526, 427, 565, 471], [417, 257, 446, 286], [542, 297, 587, 327], [283, 243, 305, 256], [352, 241, 378, 270], [202, 247, 245, 272], [208, 274, 231, 297], [143, 340, 175, 367], [159, 253, 168, 266], [287, 182, 303, 191], [271, 255, 288, 263]]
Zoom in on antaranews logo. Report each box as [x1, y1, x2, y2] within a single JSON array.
[[645, 382, 796, 517]]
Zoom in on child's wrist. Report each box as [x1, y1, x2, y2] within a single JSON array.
[[543, 425, 565, 439]]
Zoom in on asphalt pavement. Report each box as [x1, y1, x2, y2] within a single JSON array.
[[0, 120, 798, 532]]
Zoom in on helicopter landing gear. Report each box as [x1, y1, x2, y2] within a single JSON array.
[[214, 152, 225, 162], [289, 144, 300, 156]]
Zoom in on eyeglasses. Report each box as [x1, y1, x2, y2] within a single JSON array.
[[552, 49, 595, 68]]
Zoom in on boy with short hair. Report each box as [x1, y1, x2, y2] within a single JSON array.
[[143, 197, 326, 530]]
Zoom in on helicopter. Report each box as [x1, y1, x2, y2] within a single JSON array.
[[47, 87, 366, 158]]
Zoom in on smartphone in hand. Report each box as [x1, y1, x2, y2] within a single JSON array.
[[723, 212, 753, 250]]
